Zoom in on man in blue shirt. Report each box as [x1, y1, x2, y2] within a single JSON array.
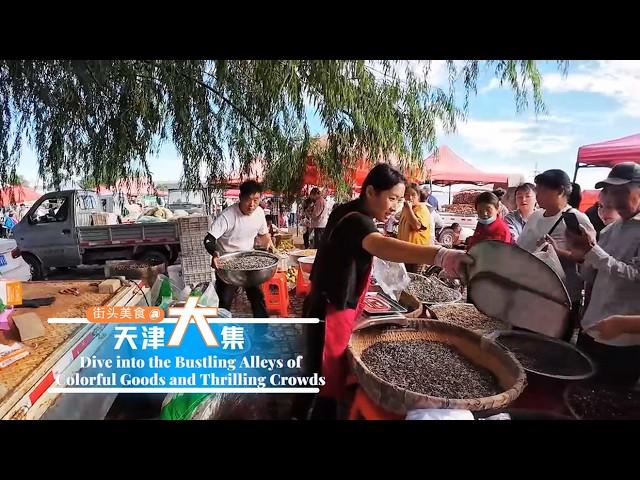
[[422, 186, 439, 210]]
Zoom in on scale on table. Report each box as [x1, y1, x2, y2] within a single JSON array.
[[354, 291, 409, 331]]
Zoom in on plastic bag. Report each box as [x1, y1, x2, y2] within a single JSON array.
[[532, 242, 566, 282], [146, 274, 190, 306], [478, 413, 511, 420], [162, 393, 273, 420], [406, 409, 474, 420], [198, 279, 219, 308], [372, 257, 410, 301], [167, 265, 185, 291]]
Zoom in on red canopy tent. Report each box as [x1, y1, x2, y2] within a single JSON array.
[[574, 133, 640, 181], [94, 181, 168, 197], [0, 186, 42, 207], [420, 146, 508, 186]]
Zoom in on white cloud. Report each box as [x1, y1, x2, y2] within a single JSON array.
[[542, 60, 640, 117], [365, 60, 454, 88], [455, 118, 575, 156], [479, 78, 501, 94], [480, 61, 640, 117]]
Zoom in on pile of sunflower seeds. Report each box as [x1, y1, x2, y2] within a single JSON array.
[[361, 340, 500, 399], [406, 275, 460, 304], [566, 383, 640, 420], [429, 303, 507, 332], [111, 262, 155, 269], [218, 254, 276, 271]]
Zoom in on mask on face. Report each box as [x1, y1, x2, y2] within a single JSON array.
[[477, 216, 496, 225]]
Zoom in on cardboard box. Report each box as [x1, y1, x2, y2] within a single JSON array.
[[12, 312, 45, 341], [98, 279, 121, 294], [0, 280, 22, 306]]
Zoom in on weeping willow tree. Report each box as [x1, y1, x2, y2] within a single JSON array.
[[0, 60, 566, 195]]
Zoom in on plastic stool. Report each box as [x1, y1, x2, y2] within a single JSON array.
[[296, 265, 311, 297], [261, 272, 289, 316], [348, 388, 404, 420]]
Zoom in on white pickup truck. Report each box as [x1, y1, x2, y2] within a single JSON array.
[[436, 210, 476, 246], [13, 190, 183, 280]]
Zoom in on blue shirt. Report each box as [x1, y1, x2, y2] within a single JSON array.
[[3, 217, 17, 230], [426, 194, 439, 210], [504, 210, 526, 241]]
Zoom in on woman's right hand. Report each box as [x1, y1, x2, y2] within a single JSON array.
[[434, 248, 474, 283]]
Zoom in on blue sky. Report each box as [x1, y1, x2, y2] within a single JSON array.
[[16, 60, 640, 191]]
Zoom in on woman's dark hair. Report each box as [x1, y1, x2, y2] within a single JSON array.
[[515, 183, 536, 196], [568, 182, 582, 209], [493, 188, 506, 200], [451, 222, 461, 230], [534, 169, 572, 197], [310, 187, 321, 195], [475, 191, 500, 208], [405, 182, 421, 196], [239, 180, 262, 199], [360, 164, 406, 199]]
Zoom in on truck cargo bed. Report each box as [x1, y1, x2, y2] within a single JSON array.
[[77, 222, 179, 246]]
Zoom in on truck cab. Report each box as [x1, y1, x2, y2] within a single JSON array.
[[13, 190, 99, 276]]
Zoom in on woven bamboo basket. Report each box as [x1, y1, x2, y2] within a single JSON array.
[[348, 319, 527, 415]]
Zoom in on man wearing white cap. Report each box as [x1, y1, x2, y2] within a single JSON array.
[[566, 162, 640, 385]]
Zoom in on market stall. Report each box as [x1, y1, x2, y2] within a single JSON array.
[[420, 146, 508, 187], [0, 280, 147, 420], [332, 240, 635, 421], [573, 132, 640, 182]]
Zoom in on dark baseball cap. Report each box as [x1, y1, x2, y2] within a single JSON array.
[[534, 169, 571, 190], [595, 162, 640, 189]]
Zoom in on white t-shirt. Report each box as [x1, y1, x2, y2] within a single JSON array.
[[517, 207, 594, 253], [517, 207, 595, 301], [209, 204, 268, 255], [290, 201, 297, 214]]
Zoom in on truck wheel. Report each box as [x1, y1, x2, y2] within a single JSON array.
[[438, 228, 455, 247], [136, 249, 169, 266], [23, 254, 45, 280]]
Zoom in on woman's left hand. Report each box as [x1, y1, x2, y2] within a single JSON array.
[[544, 234, 558, 250], [588, 315, 626, 340]]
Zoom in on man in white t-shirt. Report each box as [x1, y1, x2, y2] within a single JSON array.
[[289, 200, 298, 227], [517, 169, 595, 339], [310, 187, 330, 248], [204, 181, 275, 337]]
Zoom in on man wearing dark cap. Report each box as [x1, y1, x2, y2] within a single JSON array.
[[566, 162, 640, 385], [517, 169, 595, 339]]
